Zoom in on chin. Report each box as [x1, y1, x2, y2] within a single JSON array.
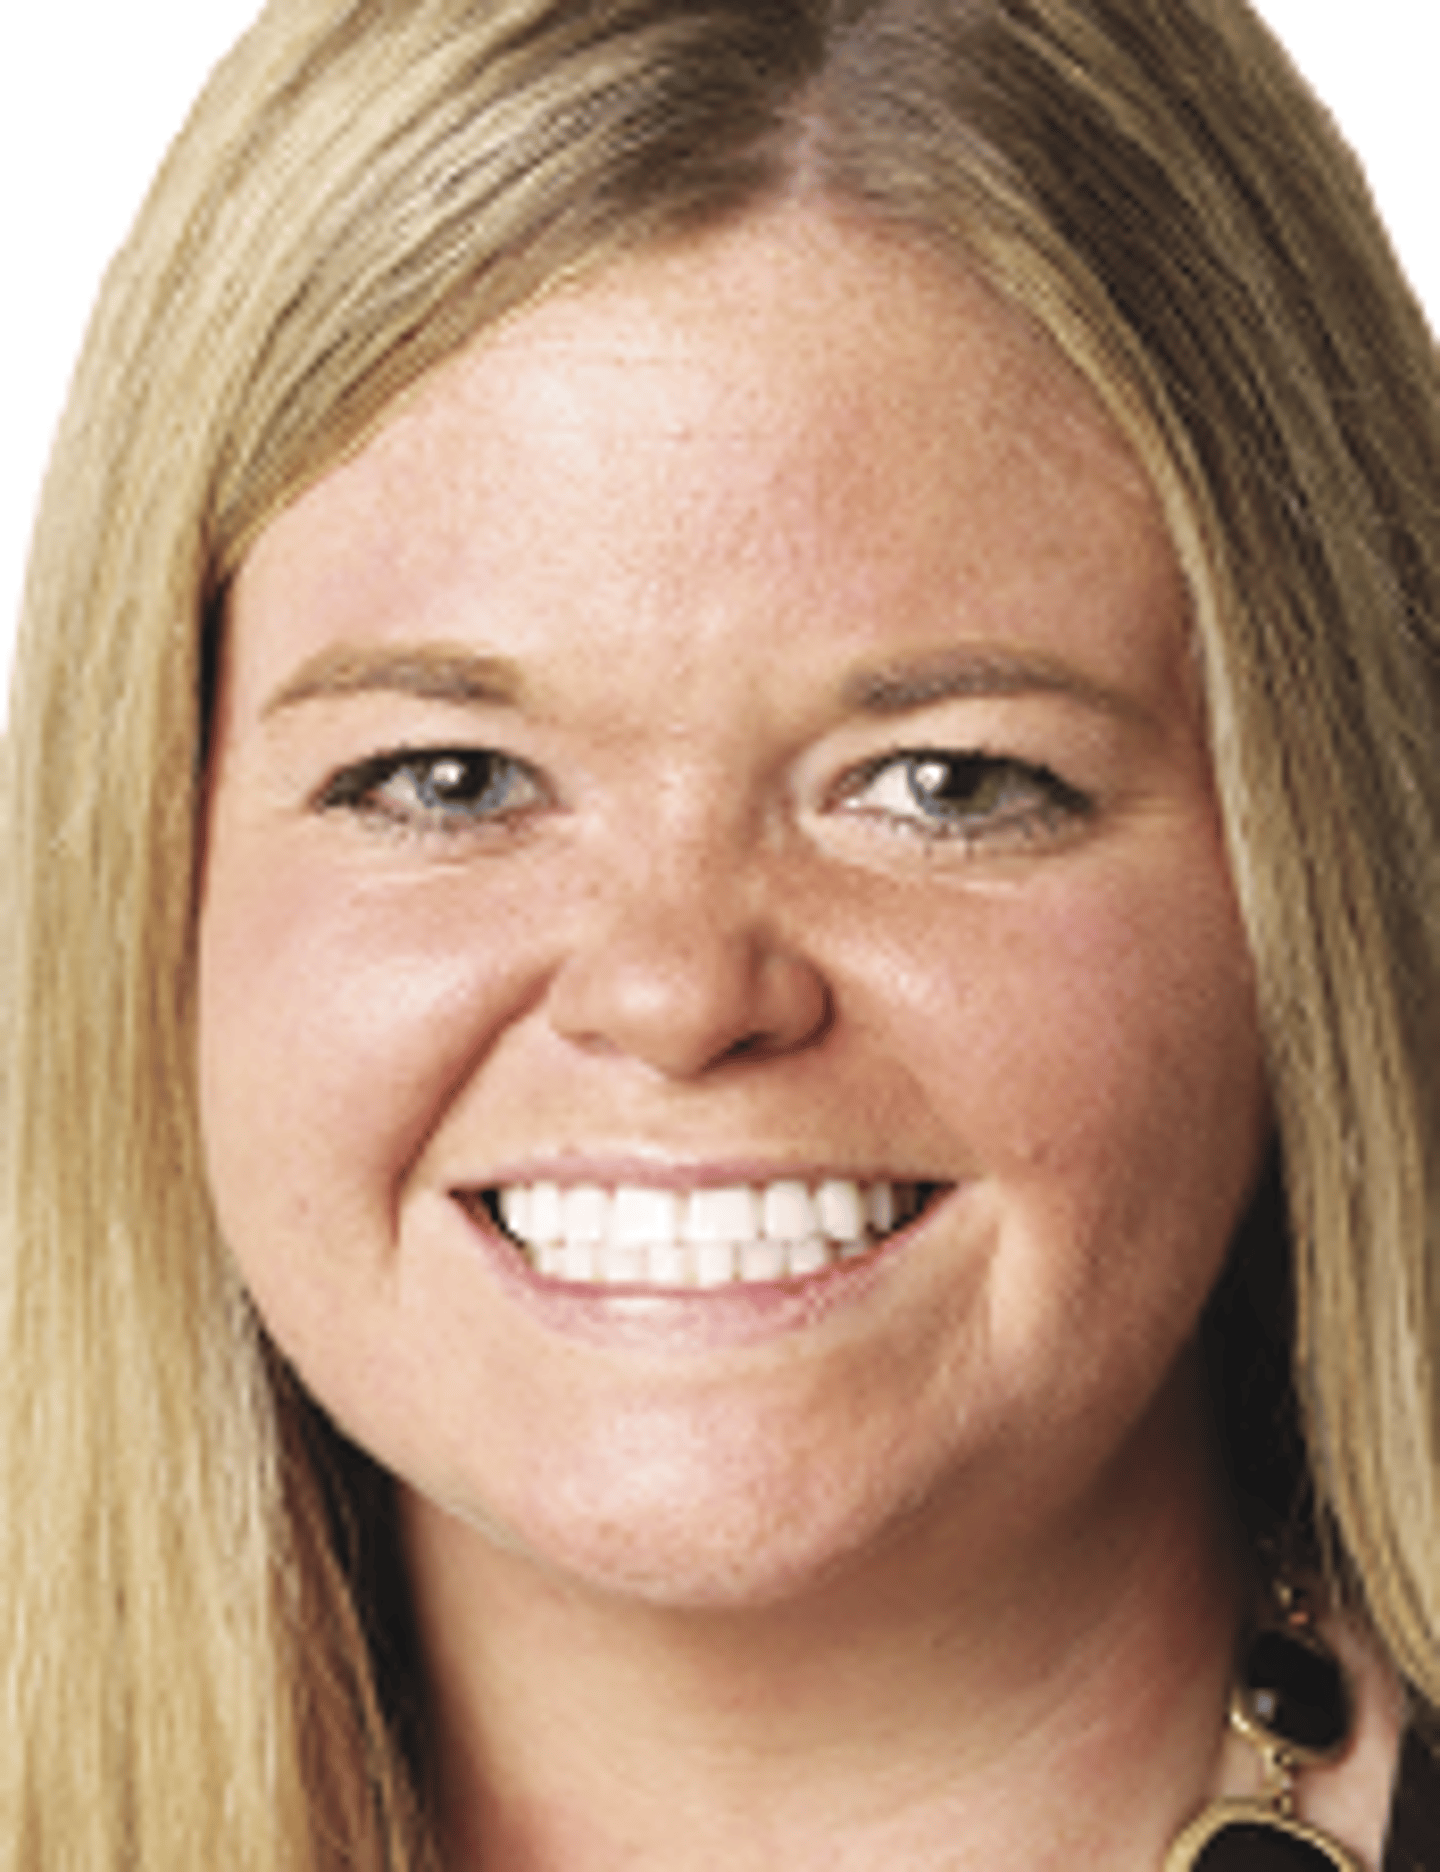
[[414, 1413, 948, 1615]]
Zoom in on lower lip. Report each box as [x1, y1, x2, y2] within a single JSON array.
[[452, 1197, 947, 1350]]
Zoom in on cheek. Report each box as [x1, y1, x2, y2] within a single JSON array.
[[867, 835, 1267, 1342], [195, 842, 548, 1306]]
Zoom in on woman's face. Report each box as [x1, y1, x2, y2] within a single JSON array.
[[199, 206, 1267, 1606]]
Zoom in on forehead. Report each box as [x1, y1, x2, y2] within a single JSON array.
[[346, 204, 1146, 507], [229, 204, 1180, 715]]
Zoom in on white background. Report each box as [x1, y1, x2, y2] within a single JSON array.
[[3, 3, 1437, 723]]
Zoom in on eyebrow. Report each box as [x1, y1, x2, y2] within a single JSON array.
[[263, 643, 524, 716], [841, 647, 1145, 723], [261, 638, 1144, 727]]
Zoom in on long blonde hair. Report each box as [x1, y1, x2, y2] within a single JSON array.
[[6, 2, 1439, 1864]]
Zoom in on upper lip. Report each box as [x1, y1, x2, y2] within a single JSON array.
[[452, 1157, 949, 1193]]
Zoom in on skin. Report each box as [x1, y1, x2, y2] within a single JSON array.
[[197, 205, 1396, 1866]]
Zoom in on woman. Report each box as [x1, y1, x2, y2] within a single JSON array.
[[5, 1, 1439, 1866]]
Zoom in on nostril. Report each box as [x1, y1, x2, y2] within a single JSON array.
[[547, 915, 834, 1082], [714, 978, 832, 1068], [721, 1032, 769, 1062]]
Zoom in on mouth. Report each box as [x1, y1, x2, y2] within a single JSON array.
[[464, 1177, 946, 1290]]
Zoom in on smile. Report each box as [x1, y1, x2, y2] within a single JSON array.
[[472, 1178, 941, 1289]]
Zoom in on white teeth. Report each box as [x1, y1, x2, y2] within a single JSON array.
[[694, 1238, 738, 1288], [817, 1178, 862, 1241], [500, 1185, 531, 1239], [612, 1186, 680, 1246], [762, 1179, 814, 1240], [529, 1181, 564, 1244], [563, 1183, 608, 1243], [560, 1235, 597, 1283], [684, 1185, 758, 1243], [605, 1240, 647, 1285], [787, 1235, 830, 1278], [532, 1239, 564, 1279], [740, 1236, 787, 1283], [482, 1177, 931, 1290], [647, 1238, 692, 1287]]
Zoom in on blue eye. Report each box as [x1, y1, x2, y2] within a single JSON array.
[[841, 750, 1091, 845], [316, 747, 545, 829]]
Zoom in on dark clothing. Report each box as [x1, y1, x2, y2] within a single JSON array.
[[1385, 1727, 1440, 1869]]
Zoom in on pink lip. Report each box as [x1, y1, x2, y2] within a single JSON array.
[[446, 1175, 953, 1353], [459, 1153, 942, 1192]]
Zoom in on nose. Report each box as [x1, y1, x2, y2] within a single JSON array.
[[546, 860, 832, 1081]]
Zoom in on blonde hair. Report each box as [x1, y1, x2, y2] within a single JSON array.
[[5, 1, 1439, 1864]]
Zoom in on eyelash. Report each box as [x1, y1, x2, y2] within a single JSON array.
[[835, 749, 1092, 847], [313, 743, 1091, 852], [314, 746, 546, 830]]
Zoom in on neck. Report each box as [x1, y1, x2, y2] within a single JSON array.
[[402, 1364, 1244, 1870]]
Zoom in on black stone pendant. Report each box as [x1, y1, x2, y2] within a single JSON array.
[[1163, 1618, 1359, 1872], [1237, 1628, 1350, 1758], [1163, 1800, 1362, 1870]]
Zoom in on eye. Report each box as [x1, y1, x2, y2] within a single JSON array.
[[837, 750, 1091, 846], [314, 746, 546, 830]]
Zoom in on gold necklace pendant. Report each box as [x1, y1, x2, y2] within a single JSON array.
[[1163, 1794, 1362, 1870], [1164, 1611, 1361, 1872]]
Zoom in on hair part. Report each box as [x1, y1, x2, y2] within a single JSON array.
[[6, 2, 1440, 1864]]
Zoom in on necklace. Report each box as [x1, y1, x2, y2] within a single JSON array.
[[1164, 1588, 1360, 1871]]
